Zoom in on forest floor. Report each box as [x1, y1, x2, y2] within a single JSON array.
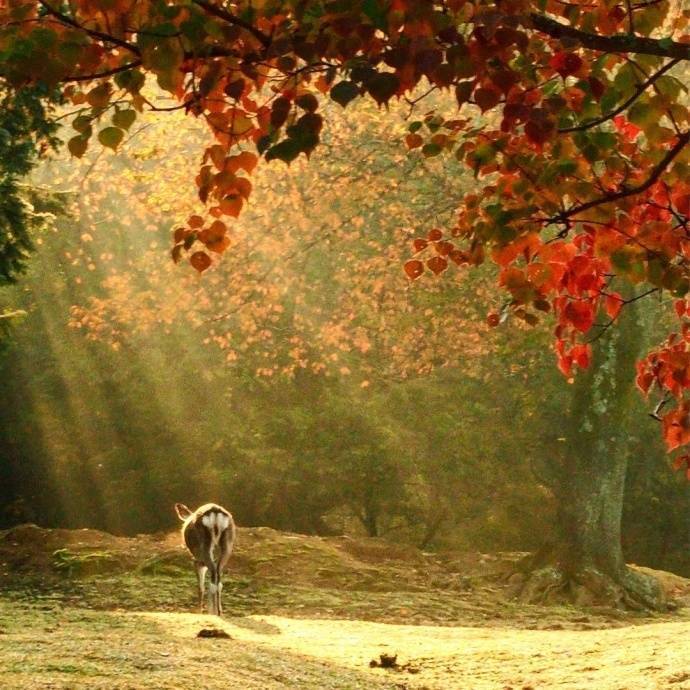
[[2, 525, 690, 689]]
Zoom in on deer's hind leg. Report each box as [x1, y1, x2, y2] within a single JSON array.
[[194, 562, 207, 612], [214, 532, 233, 617]]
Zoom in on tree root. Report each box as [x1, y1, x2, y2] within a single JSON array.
[[509, 563, 667, 611]]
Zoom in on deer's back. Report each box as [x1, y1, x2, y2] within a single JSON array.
[[182, 503, 235, 562]]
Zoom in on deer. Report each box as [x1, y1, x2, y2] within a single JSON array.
[[174, 502, 236, 616]]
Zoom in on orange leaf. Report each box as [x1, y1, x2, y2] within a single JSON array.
[[427, 256, 448, 275], [190, 251, 212, 273], [219, 195, 243, 217], [208, 144, 227, 170], [663, 407, 690, 451], [234, 177, 252, 200], [404, 260, 424, 280], [604, 294, 623, 320], [412, 238, 428, 253], [227, 151, 258, 174], [208, 236, 231, 254], [406, 133, 423, 149]]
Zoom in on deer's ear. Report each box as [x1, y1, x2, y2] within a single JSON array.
[[175, 503, 193, 521]]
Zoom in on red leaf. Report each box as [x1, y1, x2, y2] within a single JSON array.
[[663, 406, 690, 451], [588, 76, 605, 101], [557, 353, 573, 377], [427, 256, 448, 275], [613, 115, 641, 142], [675, 299, 687, 319], [571, 343, 592, 369], [636, 371, 654, 394], [406, 133, 423, 149], [487, 312, 500, 327], [435, 241, 453, 257], [412, 238, 428, 253], [525, 118, 554, 145], [674, 194, 690, 216], [564, 300, 594, 333], [449, 249, 467, 265], [190, 251, 212, 273], [427, 228, 443, 241], [550, 52, 583, 78], [474, 87, 501, 112], [404, 260, 424, 280], [605, 294, 623, 320]]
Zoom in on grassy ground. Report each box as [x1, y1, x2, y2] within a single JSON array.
[[3, 524, 690, 689]]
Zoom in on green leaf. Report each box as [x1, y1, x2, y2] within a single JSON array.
[[256, 134, 273, 155], [591, 131, 616, 150], [115, 69, 145, 93], [455, 81, 473, 107], [295, 93, 319, 112], [72, 115, 92, 134], [600, 87, 621, 114], [112, 109, 136, 130], [98, 126, 124, 150], [330, 81, 360, 107], [422, 142, 442, 157], [556, 159, 577, 175], [366, 72, 399, 105], [628, 100, 655, 127], [362, 0, 387, 29], [87, 83, 111, 108], [265, 138, 302, 164], [613, 64, 635, 95], [67, 135, 88, 158]]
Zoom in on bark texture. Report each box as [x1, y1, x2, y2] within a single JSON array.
[[515, 294, 666, 610]]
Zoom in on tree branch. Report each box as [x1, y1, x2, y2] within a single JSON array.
[[530, 13, 690, 60], [559, 58, 680, 133], [549, 131, 690, 225], [191, 0, 271, 48], [62, 60, 142, 83], [38, 0, 140, 55]]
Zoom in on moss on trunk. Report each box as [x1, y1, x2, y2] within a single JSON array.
[[515, 291, 666, 610]]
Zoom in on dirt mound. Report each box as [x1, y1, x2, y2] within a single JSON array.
[[0, 523, 482, 590], [632, 564, 690, 607], [0, 524, 173, 576], [2, 523, 690, 627]]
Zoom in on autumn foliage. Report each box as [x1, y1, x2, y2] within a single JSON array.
[[3, 0, 690, 459]]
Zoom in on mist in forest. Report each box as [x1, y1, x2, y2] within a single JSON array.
[[0, 99, 687, 578]]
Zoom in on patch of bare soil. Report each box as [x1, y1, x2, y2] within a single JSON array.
[[149, 611, 690, 690]]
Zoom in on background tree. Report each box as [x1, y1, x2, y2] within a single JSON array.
[[0, 95, 683, 600], [0, 82, 61, 334], [4, 0, 690, 605]]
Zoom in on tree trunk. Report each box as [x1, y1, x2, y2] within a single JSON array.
[[517, 292, 666, 610], [362, 507, 379, 538]]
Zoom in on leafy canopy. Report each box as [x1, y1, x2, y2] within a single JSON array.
[[3, 0, 690, 457]]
